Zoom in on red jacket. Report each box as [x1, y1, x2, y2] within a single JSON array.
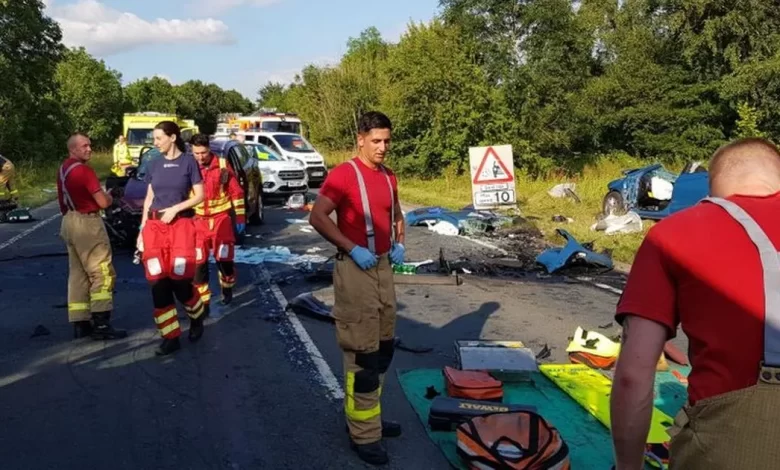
[[193, 154, 245, 224]]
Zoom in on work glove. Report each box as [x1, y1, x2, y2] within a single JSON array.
[[390, 243, 406, 265], [236, 223, 246, 235], [349, 245, 378, 270]]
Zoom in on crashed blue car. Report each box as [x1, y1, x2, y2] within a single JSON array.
[[602, 162, 709, 220]]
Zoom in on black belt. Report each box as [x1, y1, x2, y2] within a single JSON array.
[[147, 209, 194, 221]]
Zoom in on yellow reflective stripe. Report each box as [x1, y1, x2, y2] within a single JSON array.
[[208, 201, 233, 213], [197, 284, 210, 294], [155, 309, 177, 325], [90, 292, 112, 301], [200, 292, 212, 302], [219, 158, 226, 169], [9, 189, 18, 195], [68, 302, 90, 312], [345, 372, 381, 421], [160, 321, 180, 337], [186, 298, 204, 314]]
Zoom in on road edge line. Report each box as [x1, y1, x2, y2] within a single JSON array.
[[257, 265, 345, 401], [0, 213, 60, 253]]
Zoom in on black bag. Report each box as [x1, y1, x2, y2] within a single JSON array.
[[428, 396, 537, 431]]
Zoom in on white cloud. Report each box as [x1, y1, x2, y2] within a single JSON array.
[[190, 0, 283, 16], [45, 0, 235, 56]]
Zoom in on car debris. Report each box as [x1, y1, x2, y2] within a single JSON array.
[[405, 206, 515, 237], [590, 211, 643, 235], [535, 229, 613, 274], [551, 215, 574, 223], [547, 183, 581, 203]]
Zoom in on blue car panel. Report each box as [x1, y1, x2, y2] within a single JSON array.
[[605, 163, 709, 220]]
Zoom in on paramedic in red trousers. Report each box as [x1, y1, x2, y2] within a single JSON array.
[[137, 121, 205, 356], [58, 133, 126, 340], [190, 133, 245, 316], [610, 137, 780, 470], [310, 111, 406, 466]]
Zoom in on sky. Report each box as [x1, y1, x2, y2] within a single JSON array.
[[42, 0, 442, 101]]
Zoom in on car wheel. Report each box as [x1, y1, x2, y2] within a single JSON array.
[[603, 191, 626, 216], [249, 185, 264, 225]]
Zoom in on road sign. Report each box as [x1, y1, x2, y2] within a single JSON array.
[[469, 144, 516, 210]]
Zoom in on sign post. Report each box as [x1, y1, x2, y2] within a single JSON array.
[[469, 144, 516, 210]]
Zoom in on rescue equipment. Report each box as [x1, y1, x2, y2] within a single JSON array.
[[0, 207, 31, 223], [539, 364, 673, 444], [428, 396, 537, 431], [456, 411, 571, 469], [456, 340, 539, 372], [444, 366, 504, 401]]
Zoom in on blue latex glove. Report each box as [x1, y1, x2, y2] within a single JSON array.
[[236, 223, 246, 235], [390, 243, 406, 265], [349, 245, 378, 270]]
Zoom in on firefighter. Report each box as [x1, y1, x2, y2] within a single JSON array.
[[309, 111, 406, 466], [57, 133, 126, 340], [190, 133, 245, 317], [137, 121, 205, 356], [0, 153, 19, 209], [112, 135, 133, 177]]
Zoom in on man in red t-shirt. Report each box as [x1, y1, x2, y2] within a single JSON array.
[[310, 111, 405, 466], [57, 133, 125, 341], [610, 138, 780, 470]]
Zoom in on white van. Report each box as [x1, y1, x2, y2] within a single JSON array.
[[241, 132, 328, 186]]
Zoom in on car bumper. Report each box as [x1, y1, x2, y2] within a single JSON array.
[[306, 166, 328, 182], [262, 181, 309, 195]]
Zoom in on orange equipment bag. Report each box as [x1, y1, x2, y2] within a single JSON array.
[[444, 366, 503, 401], [456, 411, 571, 470]]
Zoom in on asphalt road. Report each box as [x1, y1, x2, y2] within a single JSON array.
[[0, 190, 686, 470]]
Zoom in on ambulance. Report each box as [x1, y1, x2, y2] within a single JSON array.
[[123, 112, 199, 160]]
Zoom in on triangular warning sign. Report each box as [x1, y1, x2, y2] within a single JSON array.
[[472, 147, 513, 184]]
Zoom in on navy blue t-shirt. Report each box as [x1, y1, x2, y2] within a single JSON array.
[[144, 152, 202, 211]]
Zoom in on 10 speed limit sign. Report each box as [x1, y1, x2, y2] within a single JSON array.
[[469, 144, 516, 210]]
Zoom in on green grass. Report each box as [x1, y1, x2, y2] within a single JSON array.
[[321, 149, 684, 265], [14, 152, 113, 209]]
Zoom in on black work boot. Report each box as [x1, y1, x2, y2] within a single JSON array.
[[221, 287, 233, 306], [155, 337, 181, 356], [381, 420, 402, 438], [349, 439, 389, 466], [91, 312, 128, 340], [73, 321, 93, 339], [345, 420, 402, 438], [188, 316, 204, 342]]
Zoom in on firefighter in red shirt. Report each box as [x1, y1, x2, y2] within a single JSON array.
[[57, 132, 126, 340], [611, 138, 780, 470], [190, 134, 245, 316]]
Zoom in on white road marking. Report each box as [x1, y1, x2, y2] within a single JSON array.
[[258, 265, 345, 401], [0, 213, 60, 253]]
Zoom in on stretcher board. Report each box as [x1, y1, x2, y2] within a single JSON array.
[[539, 364, 674, 444]]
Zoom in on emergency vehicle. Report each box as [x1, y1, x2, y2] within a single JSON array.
[[217, 109, 304, 135], [123, 112, 198, 160]]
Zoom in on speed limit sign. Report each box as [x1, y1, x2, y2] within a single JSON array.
[[469, 145, 516, 210]]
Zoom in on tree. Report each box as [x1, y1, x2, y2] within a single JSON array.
[[257, 82, 291, 111], [55, 47, 124, 147], [123, 77, 178, 114], [0, 0, 68, 161]]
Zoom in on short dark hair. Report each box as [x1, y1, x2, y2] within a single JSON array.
[[190, 133, 210, 148], [357, 111, 392, 135]]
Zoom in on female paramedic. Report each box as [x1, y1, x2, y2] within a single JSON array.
[[137, 121, 205, 356]]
